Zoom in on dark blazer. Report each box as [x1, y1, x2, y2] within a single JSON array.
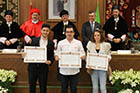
[[28, 37, 54, 71], [82, 21, 102, 50], [52, 20, 79, 42]]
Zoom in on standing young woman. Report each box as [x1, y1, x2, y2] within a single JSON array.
[[86, 30, 111, 93]]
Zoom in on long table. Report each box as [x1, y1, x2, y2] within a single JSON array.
[[0, 53, 140, 86]]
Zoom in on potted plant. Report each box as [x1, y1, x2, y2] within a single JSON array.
[[0, 69, 17, 93], [109, 69, 140, 93]]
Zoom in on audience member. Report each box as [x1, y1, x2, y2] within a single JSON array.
[[126, 30, 140, 50]]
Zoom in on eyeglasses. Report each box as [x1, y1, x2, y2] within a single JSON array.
[[65, 31, 74, 33], [89, 15, 95, 17]]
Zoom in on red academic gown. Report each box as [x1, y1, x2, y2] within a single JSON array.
[[20, 20, 44, 37]]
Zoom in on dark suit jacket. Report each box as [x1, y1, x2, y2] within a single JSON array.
[[52, 20, 79, 42], [82, 21, 102, 50], [28, 37, 54, 72]]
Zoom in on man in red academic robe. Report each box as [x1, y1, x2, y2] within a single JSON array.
[[20, 5, 44, 44]]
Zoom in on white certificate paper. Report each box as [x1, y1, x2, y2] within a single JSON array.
[[24, 46, 47, 63], [59, 51, 81, 68], [86, 53, 108, 71]]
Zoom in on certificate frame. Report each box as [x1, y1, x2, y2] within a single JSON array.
[[59, 51, 81, 68], [47, 0, 77, 22], [86, 53, 108, 71], [24, 46, 47, 63]]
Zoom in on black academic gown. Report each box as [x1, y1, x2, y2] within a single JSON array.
[[103, 16, 128, 51], [0, 21, 24, 49], [52, 20, 79, 42]]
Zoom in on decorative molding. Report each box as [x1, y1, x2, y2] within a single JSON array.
[[105, 0, 129, 20], [0, 0, 19, 24]]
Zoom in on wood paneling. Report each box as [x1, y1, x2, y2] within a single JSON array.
[[1, 53, 140, 85], [110, 54, 140, 71], [0, 53, 112, 93], [19, 0, 105, 40], [1, 53, 140, 92], [13, 87, 113, 93], [19, 0, 47, 25], [13, 87, 92, 93]]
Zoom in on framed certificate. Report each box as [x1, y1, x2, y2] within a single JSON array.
[[24, 46, 47, 63], [86, 53, 108, 71], [59, 51, 81, 68]]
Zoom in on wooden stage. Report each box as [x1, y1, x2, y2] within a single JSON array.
[[0, 53, 140, 93]]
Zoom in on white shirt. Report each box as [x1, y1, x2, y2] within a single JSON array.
[[114, 17, 119, 23], [56, 38, 85, 75], [63, 21, 68, 25], [39, 37, 48, 48], [7, 21, 12, 27], [32, 20, 39, 24]]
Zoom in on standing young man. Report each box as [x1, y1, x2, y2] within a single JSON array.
[[23, 24, 54, 93], [55, 25, 85, 93]]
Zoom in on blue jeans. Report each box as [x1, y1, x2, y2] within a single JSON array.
[[90, 70, 107, 93]]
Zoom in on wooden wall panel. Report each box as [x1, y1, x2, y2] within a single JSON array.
[[19, 0, 47, 25], [19, 0, 105, 40], [13, 87, 113, 93]]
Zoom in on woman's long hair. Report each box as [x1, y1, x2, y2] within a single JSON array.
[[90, 29, 106, 43]]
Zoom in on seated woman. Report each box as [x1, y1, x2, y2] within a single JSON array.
[[0, 10, 24, 49], [130, 30, 140, 42], [127, 30, 140, 50]]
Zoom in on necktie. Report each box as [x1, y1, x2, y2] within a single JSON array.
[[63, 25, 66, 34], [91, 22, 94, 32]]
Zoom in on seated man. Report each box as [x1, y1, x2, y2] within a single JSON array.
[[0, 10, 23, 49], [103, 5, 128, 51], [20, 7, 44, 44], [52, 10, 79, 48]]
